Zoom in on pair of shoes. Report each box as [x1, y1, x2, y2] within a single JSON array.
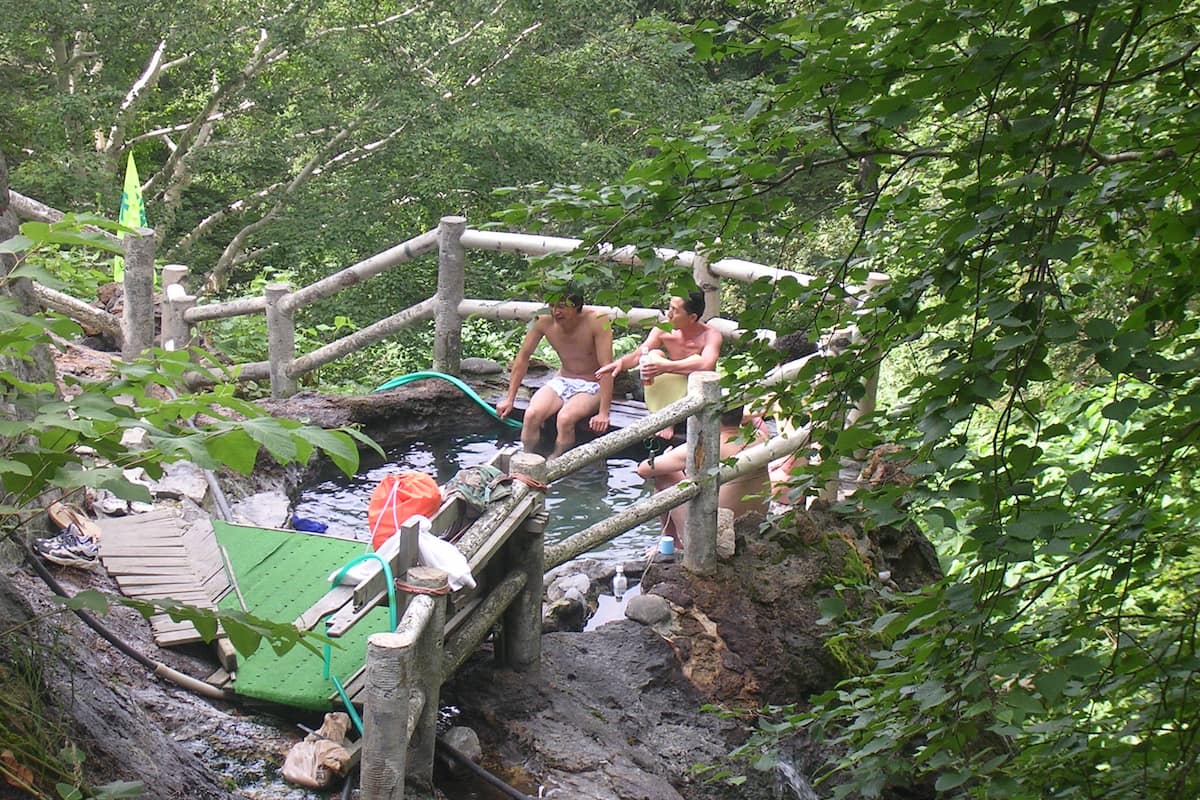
[[33, 524, 100, 569]]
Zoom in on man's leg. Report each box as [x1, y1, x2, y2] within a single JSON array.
[[522, 385, 563, 453], [652, 469, 687, 548], [550, 391, 601, 458]]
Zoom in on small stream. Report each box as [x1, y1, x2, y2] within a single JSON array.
[[293, 430, 662, 564]]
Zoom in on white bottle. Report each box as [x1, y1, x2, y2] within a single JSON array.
[[638, 347, 654, 386], [612, 565, 628, 599]]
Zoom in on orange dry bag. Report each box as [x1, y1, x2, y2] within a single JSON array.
[[367, 471, 442, 551]]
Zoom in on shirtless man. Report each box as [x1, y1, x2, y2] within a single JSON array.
[[636, 405, 770, 550], [496, 293, 614, 457], [594, 290, 723, 438]]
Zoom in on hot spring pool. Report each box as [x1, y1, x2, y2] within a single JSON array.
[[293, 431, 661, 563]]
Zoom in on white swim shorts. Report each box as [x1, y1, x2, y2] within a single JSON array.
[[545, 376, 600, 402]]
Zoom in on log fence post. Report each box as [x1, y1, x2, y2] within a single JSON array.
[[121, 227, 155, 361], [361, 629, 409, 800], [500, 452, 547, 671], [264, 282, 297, 398], [160, 264, 194, 352], [683, 371, 721, 575], [403, 566, 449, 792], [433, 215, 466, 376]]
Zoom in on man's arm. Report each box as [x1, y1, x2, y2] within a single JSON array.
[[645, 327, 722, 377], [497, 317, 548, 419], [595, 327, 663, 380], [589, 316, 615, 432], [636, 443, 688, 478]]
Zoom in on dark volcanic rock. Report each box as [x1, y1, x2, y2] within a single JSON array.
[[444, 622, 770, 800], [641, 509, 942, 706], [257, 378, 504, 434], [0, 562, 236, 799]]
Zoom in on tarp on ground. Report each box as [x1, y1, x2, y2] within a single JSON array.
[[213, 520, 388, 710]]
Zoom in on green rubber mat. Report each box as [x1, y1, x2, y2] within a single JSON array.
[[213, 520, 391, 710]]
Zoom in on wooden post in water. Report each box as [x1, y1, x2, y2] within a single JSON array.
[[121, 227, 155, 361], [683, 371, 721, 575], [160, 264, 194, 352], [403, 566, 449, 792], [264, 282, 297, 398], [433, 215, 466, 376], [500, 452, 547, 671]]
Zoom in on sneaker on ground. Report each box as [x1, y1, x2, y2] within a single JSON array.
[[34, 524, 100, 568]]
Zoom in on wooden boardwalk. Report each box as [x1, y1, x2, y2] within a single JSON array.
[[97, 506, 232, 647]]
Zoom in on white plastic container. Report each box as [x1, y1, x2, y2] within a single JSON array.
[[612, 565, 627, 599]]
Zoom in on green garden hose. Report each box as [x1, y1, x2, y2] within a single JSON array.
[[373, 371, 521, 429]]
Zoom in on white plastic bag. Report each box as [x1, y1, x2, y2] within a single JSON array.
[[327, 515, 476, 591], [328, 515, 432, 585], [418, 531, 476, 591]]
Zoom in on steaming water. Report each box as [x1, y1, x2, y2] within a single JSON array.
[[776, 759, 820, 800], [293, 431, 661, 562]]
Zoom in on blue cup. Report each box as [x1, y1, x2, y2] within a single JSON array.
[[658, 536, 675, 555]]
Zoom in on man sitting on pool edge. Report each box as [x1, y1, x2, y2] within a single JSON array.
[[496, 290, 614, 458], [594, 289, 722, 440]]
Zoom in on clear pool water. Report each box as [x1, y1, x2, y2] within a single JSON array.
[[293, 431, 662, 563]]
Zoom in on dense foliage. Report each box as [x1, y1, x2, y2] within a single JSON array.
[[5, 0, 1200, 797], [0, 0, 734, 347], [0, 208, 370, 798], [509, 0, 1200, 797]]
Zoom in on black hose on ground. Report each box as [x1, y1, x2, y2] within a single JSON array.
[[436, 737, 534, 800], [340, 764, 358, 800], [19, 538, 229, 700]]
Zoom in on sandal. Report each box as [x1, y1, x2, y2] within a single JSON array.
[[47, 501, 101, 541]]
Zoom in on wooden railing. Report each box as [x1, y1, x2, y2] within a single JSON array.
[[296, 449, 549, 798], [150, 215, 887, 399]]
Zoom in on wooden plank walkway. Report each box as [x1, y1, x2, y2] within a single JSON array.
[[97, 507, 232, 647]]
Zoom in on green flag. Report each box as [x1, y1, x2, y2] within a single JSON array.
[[114, 152, 147, 281]]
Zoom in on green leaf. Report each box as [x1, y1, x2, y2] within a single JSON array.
[[241, 418, 299, 464], [52, 589, 111, 614], [934, 770, 969, 791], [302, 427, 362, 476], [93, 781, 147, 799], [0, 234, 34, 253], [204, 429, 259, 474], [1034, 668, 1069, 702], [1066, 655, 1101, 677], [1007, 443, 1041, 477], [0, 458, 33, 476], [222, 617, 264, 657], [56, 783, 84, 800], [1101, 398, 1138, 421], [1095, 455, 1138, 474], [817, 596, 846, 624]]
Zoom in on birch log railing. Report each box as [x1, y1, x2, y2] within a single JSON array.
[[8, 192, 888, 403], [146, 213, 888, 399]]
